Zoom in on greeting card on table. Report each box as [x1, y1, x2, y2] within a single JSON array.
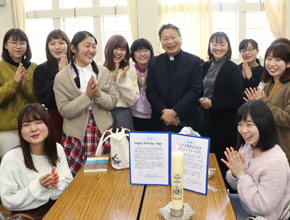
[[129, 132, 210, 195]]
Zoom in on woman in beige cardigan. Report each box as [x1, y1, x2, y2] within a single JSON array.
[[54, 31, 117, 176], [245, 42, 290, 163]]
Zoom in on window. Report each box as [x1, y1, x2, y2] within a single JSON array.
[[213, 12, 238, 59], [212, 0, 273, 63], [246, 12, 274, 58], [25, 0, 129, 63], [60, 0, 92, 9], [64, 17, 94, 41], [26, 19, 53, 64], [103, 15, 132, 47]]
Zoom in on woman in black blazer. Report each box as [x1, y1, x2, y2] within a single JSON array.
[[199, 32, 244, 179]]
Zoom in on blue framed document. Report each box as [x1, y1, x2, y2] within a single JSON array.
[[129, 132, 210, 195]]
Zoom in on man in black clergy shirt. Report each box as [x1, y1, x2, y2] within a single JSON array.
[[146, 23, 203, 132]]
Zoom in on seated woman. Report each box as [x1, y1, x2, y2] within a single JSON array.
[[238, 39, 264, 91], [0, 103, 73, 220], [221, 100, 290, 220]]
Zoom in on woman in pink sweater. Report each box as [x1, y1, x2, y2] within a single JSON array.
[[222, 100, 290, 220], [129, 38, 154, 131]]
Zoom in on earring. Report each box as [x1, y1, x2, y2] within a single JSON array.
[[124, 58, 126, 63]]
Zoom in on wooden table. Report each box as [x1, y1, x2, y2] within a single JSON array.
[[44, 154, 236, 220], [139, 153, 236, 220], [43, 155, 145, 220]]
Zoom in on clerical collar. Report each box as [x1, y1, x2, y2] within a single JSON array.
[[166, 50, 181, 61]]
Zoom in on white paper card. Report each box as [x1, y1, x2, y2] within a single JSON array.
[[129, 132, 169, 185], [171, 133, 210, 194]]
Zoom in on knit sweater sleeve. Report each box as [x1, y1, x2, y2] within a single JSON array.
[[33, 63, 56, 108], [50, 143, 73, 199], [260, 83, 290, 129], [115, 65, 140, 107], [53, 65, 93, 119], [237, 148, 289, 216], [20, 62, 39, 103], [0, 150, 51, 211], [0, 61, 22, 107]]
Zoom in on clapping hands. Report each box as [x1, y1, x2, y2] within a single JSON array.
[[112, 63, 129, 81], [15, 63, 26, 87], [242, 61, 252, 79], [58, 54, 68, 71], [221, 147, 246, 179], [39, 166, 60, 189], [244, 87, 265, 101], [86, 75, 100, 98]]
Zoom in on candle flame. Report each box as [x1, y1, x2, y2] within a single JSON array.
[[176, 144, 180, 151]]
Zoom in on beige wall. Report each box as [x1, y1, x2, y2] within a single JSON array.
[[0, 1, 14, 57]]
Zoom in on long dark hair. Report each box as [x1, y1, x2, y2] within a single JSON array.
[[70, 31, 99, 88], [45, 29, 71, 75], [235, 100, 279, 152], [261, 42, 290, 83], [207, 32, 232, 60], [2, 28, 32, 62], [18, 103, 59, 172], [103, 35, 130, 71]]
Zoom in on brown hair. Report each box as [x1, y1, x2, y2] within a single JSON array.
[[45, 29, 71, 75], [271, 37, 290, 47], [103, 35, 130, 71], [261, 42, 290, 83], [18, 103, 59, 172], [2, 28, 32, 62]]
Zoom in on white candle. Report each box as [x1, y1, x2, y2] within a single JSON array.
[[171, 144, 184, 210]]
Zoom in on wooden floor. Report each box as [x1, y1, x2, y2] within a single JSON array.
[[0, 203, 10, 218]]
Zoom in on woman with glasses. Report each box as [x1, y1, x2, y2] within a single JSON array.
[[102, 35, 139, 131], [238, 39, 264, 91], [0, 28, 38, 158], [129, 38, 154, 131]]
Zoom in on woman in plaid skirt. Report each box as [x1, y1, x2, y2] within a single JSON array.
[[54, 31, 117, 176]]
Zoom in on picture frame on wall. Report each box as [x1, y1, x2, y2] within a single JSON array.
[[0, 0, 5, 6]]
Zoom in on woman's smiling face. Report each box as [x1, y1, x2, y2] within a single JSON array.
[[210, 37, 228, 61]]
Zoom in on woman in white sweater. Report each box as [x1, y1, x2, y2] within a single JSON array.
[[0, 103, 73, 220], [221, 100, 290, 220], [103, 35, 139, 130]]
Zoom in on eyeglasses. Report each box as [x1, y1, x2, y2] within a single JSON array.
[[134, 49, 150, 55], [241, 47, 255, 54], [161, 34, 179, 43], [8, 41, 28, 48]]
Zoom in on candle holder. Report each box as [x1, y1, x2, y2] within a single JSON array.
[[159, 202, 195, 220], [170, 205, 184, 217]]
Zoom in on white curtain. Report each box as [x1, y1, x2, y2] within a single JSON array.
[[126, 0, 138, 41], [11, 0, 26, 31], [159, 0, 209, 60], [264, 0, 287, 38]]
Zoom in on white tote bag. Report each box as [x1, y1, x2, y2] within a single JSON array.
[[95, 127, 130, 169]]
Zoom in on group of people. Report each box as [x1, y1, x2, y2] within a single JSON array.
[[0, 23, 290, 219]]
